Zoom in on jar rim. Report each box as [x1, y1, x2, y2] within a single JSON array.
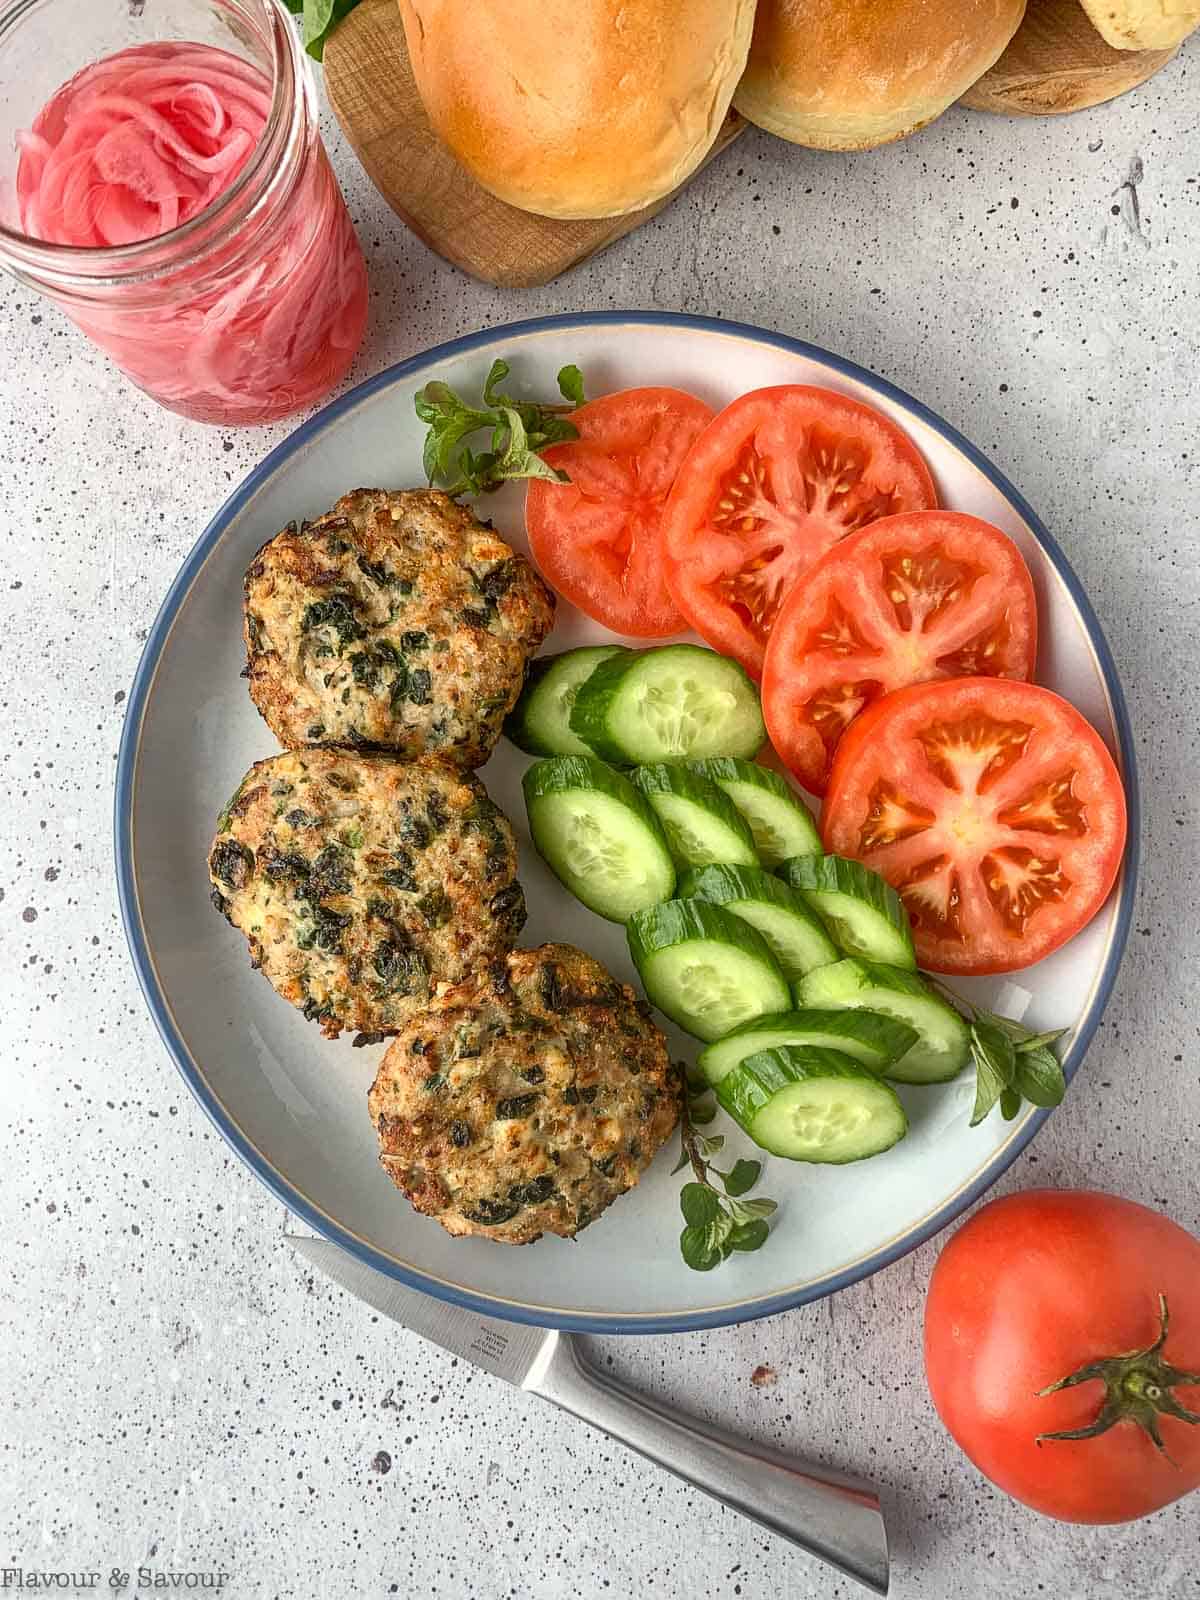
[[0, 0, 306, 286]]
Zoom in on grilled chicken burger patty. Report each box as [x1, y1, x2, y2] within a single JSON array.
[[368, 944, 680, 1245], [243, 488, 555, 766], [208, 748, 526, 1040]]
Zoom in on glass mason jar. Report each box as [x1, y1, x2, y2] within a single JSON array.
[[0, 0, 368, 425]]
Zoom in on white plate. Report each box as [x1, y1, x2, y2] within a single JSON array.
[[116, 313, 1138, 1332]]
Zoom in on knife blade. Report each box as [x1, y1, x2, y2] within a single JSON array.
[[290, 1234, 890, 1595], [291, 1233, 556, 1387]]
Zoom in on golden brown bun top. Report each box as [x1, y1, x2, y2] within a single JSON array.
[[398, 0, 756, 219], [735, 0, 1028, 149]]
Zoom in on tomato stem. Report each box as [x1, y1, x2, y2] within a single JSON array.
[[1036, 1294, 1200, 1457]]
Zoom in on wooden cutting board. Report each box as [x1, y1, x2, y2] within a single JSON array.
[[322, 0, 746, 288], [960, 0, 1179, 114]]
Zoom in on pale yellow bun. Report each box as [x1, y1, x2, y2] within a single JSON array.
[[397, 0, 757, 220], [1076, 0, 1199, 49], [734, 0, 1029, 149]]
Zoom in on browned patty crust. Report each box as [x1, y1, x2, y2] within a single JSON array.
[[368, 944, 680, 1245], [243, 488, 555, 766], [208, 748, 526, 1039]]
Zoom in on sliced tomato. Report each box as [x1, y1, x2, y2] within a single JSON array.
[[762, 511, 1038, 796], [525, 386, 713, 638], [821, 678, 1127, 974], [661, 386, 937, 677]]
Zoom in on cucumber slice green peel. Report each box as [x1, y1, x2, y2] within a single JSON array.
[[687, 758, 821, 868], [717, 1045, 908, 1163], [795, 958, 971, 1085], [571, 644, 766, 765], [627, 898, 790, 1043], [778, 853, 917, 971], [523, 755, 675, 923], [505, 645, 626, 757], [697, 1007, 920, 1086], [632, 766, 758, 870], [678, 863, 837, 980]]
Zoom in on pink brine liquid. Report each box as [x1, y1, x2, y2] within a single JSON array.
[[16, 42, 368, 424]]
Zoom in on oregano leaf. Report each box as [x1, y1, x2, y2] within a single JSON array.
[[729, 1219, 770, 1253], [722, 1159, 761, 1198], [482, 359, 510, 406], [300, 0, 361, 60], [680, 1183, 720, 1228], [728, 1196, 778, 1222], [974, 1010, 1067, 1055], [974, 1008, 1028, 1041], [970, 1041, 1008, 1126], [680, 1225, 720, 1272], [944, 993, 1070, 1131], [414, 359, 585, 495], [535, 415, 581, 447], [973, 1017, 1018, 1083], [1015, 1029, 1069, 1054], [1013, 1045, 1067, 1107], [706, 1214, 736, 1264], [968, 1015, 1018, 1127], [302, 0, 335, 52], [557, 365, 586, 406]]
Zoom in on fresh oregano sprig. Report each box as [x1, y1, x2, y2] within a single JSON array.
[[281, 0, 363, 61], [929, 981, 1069, 1127], [672, 1064, 778, 1272], [414, 359, 585, 496]]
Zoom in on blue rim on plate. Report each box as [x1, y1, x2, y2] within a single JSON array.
[[114, 311, 1140, 1334]]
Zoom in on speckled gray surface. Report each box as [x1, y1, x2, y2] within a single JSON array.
[[2, 44, 1199, 1600]]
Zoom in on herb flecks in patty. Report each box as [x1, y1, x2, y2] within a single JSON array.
[[301, 593, 366, 650], [210, 839, 254, 890], [243, 489, 553, 768], [208, 749, 525, 1040], [368, 945, 679, 1246]]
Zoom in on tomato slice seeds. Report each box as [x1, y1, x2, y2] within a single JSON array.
[[525, 386, 714, 638], [821, 678, 1127, 974], [763, 510, 1038, 795], [662, 386, 938, 676]]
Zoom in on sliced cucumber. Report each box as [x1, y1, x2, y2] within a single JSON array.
[[570, 644, 765, 765], [717, 1045, 908, 1163], [524, 756, 675, 922], [687, 758, 821, 868], [627, 899, 790, 1042], [678, 863, 837, 980], [631, 766, 758, 870], [505, 645, 626, 757], [795, 959, 971, 1085], [778, 854, 916, 970], [697, 1008, 920, 1087]]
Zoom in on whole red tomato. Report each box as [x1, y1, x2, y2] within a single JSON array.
[[924, 1189, 1200, 1523]]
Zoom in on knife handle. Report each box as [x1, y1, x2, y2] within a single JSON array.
[[530, 1333, 889, 1596]]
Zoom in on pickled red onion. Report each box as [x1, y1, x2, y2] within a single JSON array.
[[17, 45, 270, 247], [15, 42, 367, 425]]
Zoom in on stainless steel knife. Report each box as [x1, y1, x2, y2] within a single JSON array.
[[290, 1234, 889, 1595]]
